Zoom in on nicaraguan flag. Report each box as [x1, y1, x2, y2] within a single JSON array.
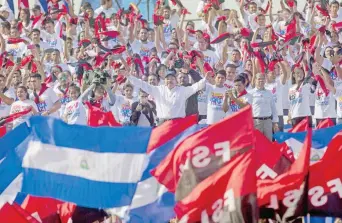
[[125, 124, 206, 223], [274, 124, 342, 162], [21, 116, 152, 209], [0, 122, 31, 208]]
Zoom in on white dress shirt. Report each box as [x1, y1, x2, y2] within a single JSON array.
[[128, 76, 206, 119], [250, 88, 279, 123]]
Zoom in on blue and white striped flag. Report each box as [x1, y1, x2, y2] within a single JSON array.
[[274, 124, 342, 162], [20, 116, 152, 209], [125, 125, 205, 223], [0, 123, 31, 208]]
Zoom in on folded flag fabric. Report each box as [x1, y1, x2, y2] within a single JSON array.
[[258, 128, 312, 221], [21, 116, 152, 209], [255, 130, 292, 180], [151, 105, 254, 193], [85, 102, 121, 127], [308, 132, 342, 217], [0, 123, 31, 209], [0, 202, 38, 223], [175, 149, 258, 223], [274, 124, 342, 162], [127, 123, 205, 223], [146, 115, 198, 153]]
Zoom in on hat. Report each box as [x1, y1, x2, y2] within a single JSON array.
[[165, 69, 177, 78], [31, 4, 41, 11]]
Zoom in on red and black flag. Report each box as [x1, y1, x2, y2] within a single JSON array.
[[308, 133, 342, 217], [174, 149, 259, 223], [210, 32, 232, 44], [151, 105, 255, 194], [84, 102, 121, 127], [258, 128, 312, 221], [255, 130, 293, 181]]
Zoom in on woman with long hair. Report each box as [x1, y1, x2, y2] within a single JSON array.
[[9, 86, 38, 128], [288, 66, 313, 127]]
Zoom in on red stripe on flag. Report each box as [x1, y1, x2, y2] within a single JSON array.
[[257, 127, 312, 206], [147, 115, 198, 153], [174, 150, 257, 222], [151, 105, 254, 193]]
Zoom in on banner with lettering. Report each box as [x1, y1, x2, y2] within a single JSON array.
[[258, 128, 312, 221], [174, 150, 258, 223], [308, 133, 342, 217], [151, 105, 255, 194]]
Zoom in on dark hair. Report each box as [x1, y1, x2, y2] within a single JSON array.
[[216, 70, 227, 77], [20, 8, 30, 25], [330, 0, 339, 6], [164, 5, 171, 10], [17, 85, 29, 99], [69, 84, 81, 95], [148, 73, 160, 81], [1, 21, 10, 30], [30, 73, 42, 80], [234, 75, 246, 85], [0, 74, 5, 79], [81, 2, 92, 8], [123, 83, 134, 90], [156, 64, 167, 76], [44, 18, 54, 26]]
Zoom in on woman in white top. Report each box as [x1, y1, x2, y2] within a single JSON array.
[[288, 67, 313, 127], [321, 68, 342, 124], [62, 85, 87, 126], [10, 86, 38, 128]]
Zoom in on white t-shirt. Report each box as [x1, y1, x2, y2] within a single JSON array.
[[163, 14, 180, 43], [63, 99, 87, 125], [29, 87, 59, 116], [265, 77, 284, 116], [314, 83, 337, 119], [224, 80, 234, 90], [9, 100, 38, 128], [288, 84, 312, 119], [282, 79, 291, 110], [54, 86, 72, 118], [94, 6, 116, 18], [206, 84, 226, 124], [225, 93, 252, 116], [202, 49, 219, 68], [6, 42, 26, 59], [243, 11, 258, 31], [40, 31, 63, 52], [131, 40, 155, 60], [197, 89, 208, 116], [0, 88, 16, 118], [137, 111, 153, 127], [334, 89, 342, 118], [112, 95, 137, 124]]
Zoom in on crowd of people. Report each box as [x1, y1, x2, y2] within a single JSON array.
[[0, 0, 342, 141]]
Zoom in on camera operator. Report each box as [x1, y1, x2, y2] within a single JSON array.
[[130, 90, 156, 127], [81, 71, 116, 112]]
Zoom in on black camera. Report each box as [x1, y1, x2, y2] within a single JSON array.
[[174, 59, 184, 69], [83, 69, 109, 85]]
